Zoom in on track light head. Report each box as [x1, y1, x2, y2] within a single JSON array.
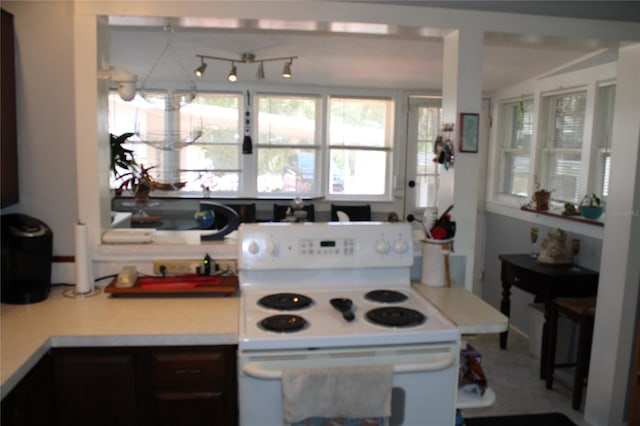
[[194, 59, 207, 77], [256, 62, 265, 80], [282, 60, 292, 78], [227, 63, 238, 82]]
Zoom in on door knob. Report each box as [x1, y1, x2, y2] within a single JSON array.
[[408, 180, 416, 188]]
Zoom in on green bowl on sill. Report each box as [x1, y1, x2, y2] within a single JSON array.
[[580, 206, 603, 220]]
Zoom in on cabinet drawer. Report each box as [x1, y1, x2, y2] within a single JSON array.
[[151, 348, 226, 391], [501, 264, 537, 292]]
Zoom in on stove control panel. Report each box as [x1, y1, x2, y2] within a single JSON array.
[[238, 222, 413, 270]]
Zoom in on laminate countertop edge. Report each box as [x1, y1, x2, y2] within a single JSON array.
[[0, 286, 239, 399]]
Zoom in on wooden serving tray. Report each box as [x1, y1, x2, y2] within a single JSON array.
[[104, 274, 238, 296]]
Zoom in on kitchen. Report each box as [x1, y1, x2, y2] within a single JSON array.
[[1, 1, 639, 425]]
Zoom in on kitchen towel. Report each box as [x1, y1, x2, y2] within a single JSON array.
[[281, 364, 393, 425], [74, 222, 94, 294]]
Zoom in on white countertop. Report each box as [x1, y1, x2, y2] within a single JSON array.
[[412, 284, 509, 335], [1, 282, 507, 400], [0, 286, 239, 399]]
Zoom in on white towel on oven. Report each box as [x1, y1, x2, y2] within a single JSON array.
[[281, 364, 393, 424]]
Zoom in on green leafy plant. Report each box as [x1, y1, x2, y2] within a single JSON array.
[[110, 132, 156, 196], [110, 132, 136, 178], [580, 193, 602, 208]]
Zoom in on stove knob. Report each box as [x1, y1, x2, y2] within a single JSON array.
[[247, 241, 260, 255], [375, 238, 390, 254], [393, 238, 409, 254], [267, 240, 280, 257]]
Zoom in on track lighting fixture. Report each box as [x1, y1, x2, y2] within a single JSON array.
[[282, 60, 292, 78], [194, 53, 297, 82], [256, 62, 265, 80], [194, 58, 207, 77], [227, 63, 238, 82]]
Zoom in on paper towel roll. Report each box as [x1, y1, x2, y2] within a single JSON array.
[[75, 222, 94, 294]]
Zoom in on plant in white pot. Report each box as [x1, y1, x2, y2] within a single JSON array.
[[579, 193, 604, 220]]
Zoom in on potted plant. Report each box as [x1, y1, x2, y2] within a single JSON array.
[[110, 132, 153, 201], [579, 193, 604, 220]]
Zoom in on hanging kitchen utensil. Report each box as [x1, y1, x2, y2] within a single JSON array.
[[242, 91, 253, 154]]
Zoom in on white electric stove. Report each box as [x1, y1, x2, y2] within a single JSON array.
[[237, 222, 460, 426]]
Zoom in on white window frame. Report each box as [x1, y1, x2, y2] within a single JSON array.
[[538, 88, 588, 205], [327, 95, 395, 201], [496, 96, 534, 202], [589, 81, 616, 200], [253, 93, 323, 198]]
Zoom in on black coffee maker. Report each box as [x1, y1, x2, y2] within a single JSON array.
[[1, 213, 53, 304]]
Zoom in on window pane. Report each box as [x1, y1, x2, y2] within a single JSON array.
[[544, 152, 582, 203], [257, 95, 318, 146], [498, 98, 533, 197], [507, 101, 533, 149], [330, 149, 386, 195], [414, 105, 441, 208], [329, 97, 391, 148], [549, 91, 586, 149], [257, 148, 315, 194], [109, 91, 242, 194], [189, 93, 241, 144], [500, 153, 530, 196]]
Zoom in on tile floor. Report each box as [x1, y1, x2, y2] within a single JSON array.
[[460, 330, 591, 426]]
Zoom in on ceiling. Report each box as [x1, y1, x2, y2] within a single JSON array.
[[108, 2, 636, 93]]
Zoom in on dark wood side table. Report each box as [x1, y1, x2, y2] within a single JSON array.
[[498, 254, 599, 379]]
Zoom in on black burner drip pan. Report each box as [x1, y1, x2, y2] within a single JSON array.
[[258, 293, 313, 311], [365, 307, 426, 328], [364, 289, 408, 304], [259, 314, 308, 333]]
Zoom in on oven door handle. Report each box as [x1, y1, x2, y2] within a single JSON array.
[[242, 353, 455, 380]]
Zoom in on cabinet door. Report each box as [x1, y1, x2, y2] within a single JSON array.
[[144, 346, 237, 426], [53, 348, 138, 426], [1, 352, 56, 426]]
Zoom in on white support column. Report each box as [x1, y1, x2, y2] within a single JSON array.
[[438, 29, 484, 291], [585, 42, 640, 425]]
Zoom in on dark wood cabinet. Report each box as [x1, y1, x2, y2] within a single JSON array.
[[141, 346, 238, 426], [1, 8, 19, 207], [1, 352, 56, 426], [54, 348, 138, 426], [51, 345, 237, 426]]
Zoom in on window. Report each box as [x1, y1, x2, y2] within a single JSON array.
[[109, 91, 395, 200], [498, 97, 533, 198], [255, 94, 320, 195], [590, 82, 615, 199], [539, 89, 587, 204], [413, 102, 441, 209], [109, 91, 242, 194], [328, 97, 394, 197]]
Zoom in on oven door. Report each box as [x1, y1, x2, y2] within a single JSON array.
[[238, 342, 459, 426]]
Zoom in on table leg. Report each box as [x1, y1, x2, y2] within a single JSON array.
[[540, 299, 552, 379], [499, 281, 512, 349]]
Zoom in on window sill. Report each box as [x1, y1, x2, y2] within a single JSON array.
[[520, 206, 604, 227], [485, 200, 604, 239]]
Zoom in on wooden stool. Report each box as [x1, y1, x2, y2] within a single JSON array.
[[545, 296, 596, 410]]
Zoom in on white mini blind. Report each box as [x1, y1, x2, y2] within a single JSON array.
[[541, 90, 587, 204]]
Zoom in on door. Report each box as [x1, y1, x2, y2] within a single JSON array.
[[403, 97, 442, 223]]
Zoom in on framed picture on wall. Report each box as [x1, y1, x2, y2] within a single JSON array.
[[459, 113, 479, 153]]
